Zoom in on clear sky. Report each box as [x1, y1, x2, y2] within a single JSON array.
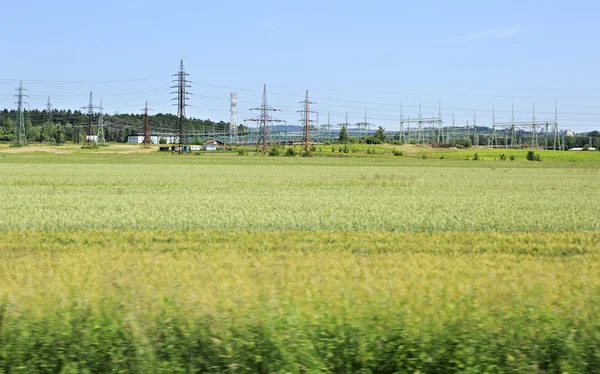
[[1, 0, 599, 132]]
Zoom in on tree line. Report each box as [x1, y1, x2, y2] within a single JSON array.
[[0, 109, 230, 144]]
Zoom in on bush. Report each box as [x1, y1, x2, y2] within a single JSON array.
[[499, 154, 507, 161], [159, 138, 167, 145], [473, 153, 480, 161], [366, 147, 376, 155], [268, 148, 280, 157], [421, 154, 428, 159], [389, 140, 403, 145], [237, 149, 247, 156], [365, 136, 382, 144], [343, 145, 349, 154], [301, 150, 312, 157], [285, 147, 297, 157], [510, 155, 515, 161], [583, 144, 590, 151], [392, 149, 403, 156], [526, 151, 541, 161]]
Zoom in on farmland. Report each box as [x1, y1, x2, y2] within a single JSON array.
[[1, 143, 600, 373]]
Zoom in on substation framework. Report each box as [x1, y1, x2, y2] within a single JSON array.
[[7, 65, 578, 151]]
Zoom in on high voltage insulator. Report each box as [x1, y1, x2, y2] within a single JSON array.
[[171, 60, 191, 154], [298, 90, 316, 152], [13, 80, 29, 146], [246, 84, 284, 155]]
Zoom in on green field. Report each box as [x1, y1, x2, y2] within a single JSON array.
[[1, 144, 600, 373]]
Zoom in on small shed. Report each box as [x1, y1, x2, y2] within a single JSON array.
[[203, 140, 224, 151]]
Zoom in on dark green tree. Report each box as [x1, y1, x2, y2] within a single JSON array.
[[374, 126, 386, 142], [338, 125, 349, 143]]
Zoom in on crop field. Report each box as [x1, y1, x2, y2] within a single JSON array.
[[1, 143, 600, 373]]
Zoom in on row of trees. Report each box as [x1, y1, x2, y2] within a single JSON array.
[[0, 109, 228, 144]]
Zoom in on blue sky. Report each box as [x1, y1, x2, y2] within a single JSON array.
[[1, 0, 599, 131]]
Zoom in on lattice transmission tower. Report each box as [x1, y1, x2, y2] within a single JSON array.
[[46, 96, 53, 123], [298, 90, 316, 152], [246, 84, 284, 155], [171, 60, 191, 154], [81, 92, 101, 147], [13, 81, 29, 146], [98, 99, 105, 145], [230, 92, 238, 144]]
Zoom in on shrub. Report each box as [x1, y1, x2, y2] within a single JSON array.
[[499, 154, 507, 161], [365, 136, 382, 145], [268, 148, 280, 157], [301, 150, 312, 157], [526, 151, 541, 161], [159, 138, 167, 145], [583, 144, 590, 151], [421, 154, 428, 159], [440, 155, 444, 159], [366, 148, 376, 155], [473, 153, 480, 161], [392, 149, 403, 156], [390, 140, 403, 145], [409, 140, 417, 145], [285, 148, 297, 157], [237, 149, 247, 156], [343, 145, 349, 154], [509, 155, 515, 161]]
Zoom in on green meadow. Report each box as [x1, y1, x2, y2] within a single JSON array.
[[1, 143, 599, 373]]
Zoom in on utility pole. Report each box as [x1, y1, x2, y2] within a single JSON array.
[[143, 101, 150, 148], [81, 92, 101, 147], [298, 90, 316, 152], [13, 81, 28, 146], [230, 92, 238, 145], [511, 103, 516, 148], [553, 99, 559, 150], [247, 84, 284, 155], [438, 98, 443, 143], [171, 60, 191, 154], [399, 104, 404, 144], [473, 111, 478, 146], [46, 96, 53, 124], [97, 99, 105, 145], [418, 100, 423, 144]]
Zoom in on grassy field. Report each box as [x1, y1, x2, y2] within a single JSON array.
[[1, 143, 600, 373]]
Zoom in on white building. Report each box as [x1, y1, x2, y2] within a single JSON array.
[[85, 135, 99, 143], [127, 133, 178, 144], [203, 140, 224, 151]]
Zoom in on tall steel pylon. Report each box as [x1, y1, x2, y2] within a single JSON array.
[[46, 96, 53, 123], [230, 92, 238, 144], [553, 99, 560, 150], [171, 60, 191, 154], [511, 103, 516, 148], [13, 81, 28, 146], [417, 100, 423, 144], [399, 104, 404, 143], [247, 84, 284, 155], [97, 99, 105, 145], [142, 101, 151, 148], [298, 90, 317, 152], [473, 111, 479, 146], [81, 92, 100, 147], [437, 98, 443, 142]]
